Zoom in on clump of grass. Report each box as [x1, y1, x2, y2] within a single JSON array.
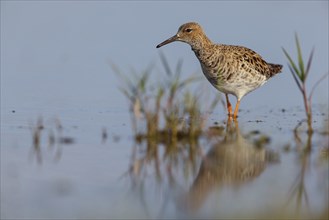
[[112, 53, 221, 142], [282, 34, 328, 134]]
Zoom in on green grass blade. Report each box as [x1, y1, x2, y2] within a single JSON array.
[[295, 34, 305, 82], [137, 71, 149, 93], [309, 72, 328, 101], [282, 47, 301, 78], [168, 79, 179, 105], [288, 65, 303, 93], [159, 52, 172, 76], [177, 75, 201, 91], [119, 87, 133, 102], [175, 59, 183, 77], [111, 65, 136, 94], [209, 95, 222, 112], [155, 87, 164, 112], [305, 48, 314, 81], [109, 61, 122, 76]]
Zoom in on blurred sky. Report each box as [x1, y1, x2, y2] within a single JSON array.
[[1, 1, 328, 115]]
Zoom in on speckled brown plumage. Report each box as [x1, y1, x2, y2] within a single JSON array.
[[156, 22, 283, 119]]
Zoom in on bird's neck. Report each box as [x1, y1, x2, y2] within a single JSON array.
[[190, 35, 213, 59]]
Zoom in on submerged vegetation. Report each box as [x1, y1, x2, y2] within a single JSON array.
[[29, 117, 74, 165]]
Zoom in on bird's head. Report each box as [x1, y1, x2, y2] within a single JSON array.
[[156, 22, 209, 49]]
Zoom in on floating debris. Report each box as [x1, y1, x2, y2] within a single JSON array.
[[58, 137, 75, 145]]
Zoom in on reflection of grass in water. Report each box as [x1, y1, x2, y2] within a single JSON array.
[[283, 114, 329, 220], [29, 117, 74, 165]]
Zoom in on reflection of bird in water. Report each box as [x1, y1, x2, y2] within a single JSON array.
[[181, 119, 275, 211]]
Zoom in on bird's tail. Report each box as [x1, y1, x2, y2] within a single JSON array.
[[268, 63, 283, 77]]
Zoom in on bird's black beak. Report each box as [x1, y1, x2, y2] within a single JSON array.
[[156, 35, 179, 48]]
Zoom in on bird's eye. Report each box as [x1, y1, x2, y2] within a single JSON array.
[[185, 28, 193, 33]]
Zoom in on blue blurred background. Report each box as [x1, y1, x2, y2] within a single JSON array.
[[1, 1, 328, 114]]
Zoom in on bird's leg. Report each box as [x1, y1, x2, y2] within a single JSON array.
[[233, 99, 240, 120], [225, 94, 232, 117]]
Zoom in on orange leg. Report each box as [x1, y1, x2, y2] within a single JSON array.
[[225, 94, 232, 117], [233, 99, 240, 119]]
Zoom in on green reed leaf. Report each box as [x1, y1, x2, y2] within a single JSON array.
[[305, 48, 314, 81], [282, 47, 301, 79], [159, 52, 172, 76], [295, 34, 305, 82], [288, 65, 303, 93]]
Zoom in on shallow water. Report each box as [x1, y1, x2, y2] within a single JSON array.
[[1, 103, 328, 219]]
